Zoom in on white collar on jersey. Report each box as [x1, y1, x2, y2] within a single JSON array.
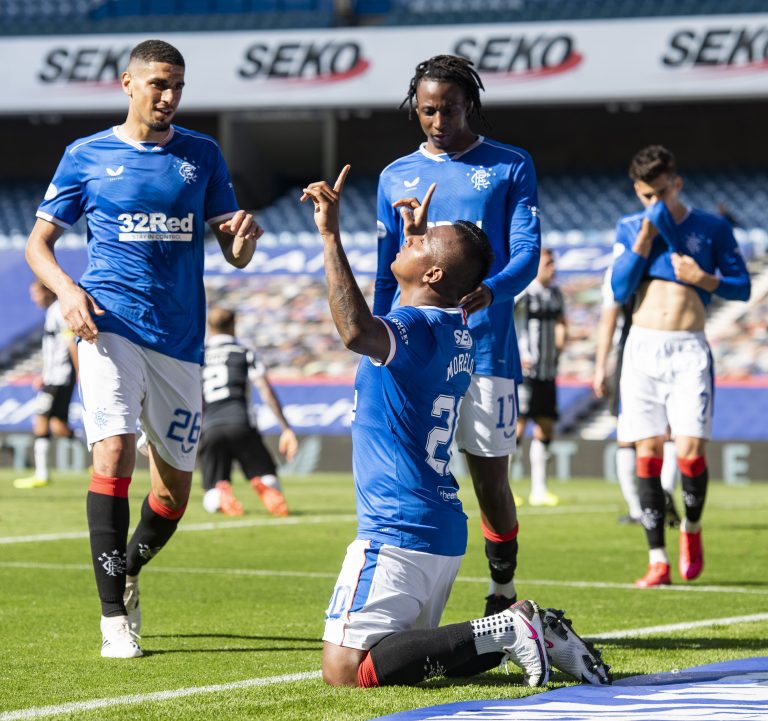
[[418, 135, 484, 163], [112, 125, 175, 151]]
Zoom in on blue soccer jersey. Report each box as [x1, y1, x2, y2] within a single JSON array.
[[374, 137, 541, 381], [353, 305, 475, 556], [611, 203, 751, 306], [37, 125, 239, 364]]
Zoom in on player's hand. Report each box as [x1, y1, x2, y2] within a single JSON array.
[[58, 283, 105, 344], [593, 367, 607, 398], [278, 428, 299, 462], [219, 210, 263, 261], [301, 165, 350, 237], [392, 182, 436, 237], [459, 283, 493, 314], [671, 252, 704, 285]]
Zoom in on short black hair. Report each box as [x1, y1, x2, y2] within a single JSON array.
[[129, 39, 185, 68], [400, 54, 485, 122], [453, 220, 494, 295], [629, 145, 677, 183]]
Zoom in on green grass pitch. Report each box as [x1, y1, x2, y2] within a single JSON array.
[[1, 469, 766, 720]]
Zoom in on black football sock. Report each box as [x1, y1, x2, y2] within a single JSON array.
[[369, 622, 477, 685], [126, 494, 186, 576], [637, 457, 665, 551], [87, 474, 132, 617], [679, 456, 708, 525]]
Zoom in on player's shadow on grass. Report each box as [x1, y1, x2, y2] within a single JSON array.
[[599, 636, 765, 654], [141, 633, 322, 655]]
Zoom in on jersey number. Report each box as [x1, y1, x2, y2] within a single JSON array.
[[202, 365, 231, 403], [166, 409, 202, 454], [425, 394, 459, 475]]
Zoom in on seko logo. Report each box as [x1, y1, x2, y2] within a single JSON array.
[[38, 46, 130, 84], [662, 25, 768, 71], [453, 34, 582, 79], [238, 41, 370, 83]]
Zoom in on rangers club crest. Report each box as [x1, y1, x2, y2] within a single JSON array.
[[467, 166, 496, 191], [99, 550, 126, 577]]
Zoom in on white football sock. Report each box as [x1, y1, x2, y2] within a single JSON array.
[[471, 610, 517, 655], [616, 446, 641, 518], [649, 547, 669, 565], [34, 436, 50, 481], [529, 438, 548, 497]]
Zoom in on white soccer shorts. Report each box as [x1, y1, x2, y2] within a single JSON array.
[[78, 332, 203, 471], [617, 326, 713, 443], [323, 540, 463, 650], [455, 375, 519, 457]]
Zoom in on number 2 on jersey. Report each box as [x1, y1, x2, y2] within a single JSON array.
[[425, 394, 459, 475]]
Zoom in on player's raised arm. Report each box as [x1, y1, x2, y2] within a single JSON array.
[[301, 165, 390, 363]]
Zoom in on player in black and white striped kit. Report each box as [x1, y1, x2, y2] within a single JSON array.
[[515, 249, 567, 506], [14, 281, 79, 489], [199, 307, 298, 516]]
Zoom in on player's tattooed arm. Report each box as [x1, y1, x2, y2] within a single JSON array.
[[301, 165, 391, 364]]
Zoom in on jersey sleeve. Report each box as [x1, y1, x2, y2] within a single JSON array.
[[373, 174, 400, 316], [36, 147, 86, 229], [482, 152, 541, 304], [246, 348, 267, 381], [204, 145, 239, 225], [378, 306, 435, 377], [611, 219, 649, 303], [712, 221, 751, 301]]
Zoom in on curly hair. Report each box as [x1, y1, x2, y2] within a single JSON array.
[[400, 54, 485, 123]]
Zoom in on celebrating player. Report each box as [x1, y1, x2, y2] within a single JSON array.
[[611, 145, 750, 587], [24, 39, 261, 657], [374, 55, 541, 616], [304, 166, 609, 689], [199, 306, 297, 517]]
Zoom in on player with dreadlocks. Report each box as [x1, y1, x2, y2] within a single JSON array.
[[372, 55, 610, 685], [375, 52, 539, 624]]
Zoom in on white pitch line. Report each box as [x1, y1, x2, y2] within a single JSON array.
[[1, 613, 766, 721], [2, 561, 768, 597], [0, 504, 617, 545], [591, 612, 768, 640], [0, 671, 322, 721]]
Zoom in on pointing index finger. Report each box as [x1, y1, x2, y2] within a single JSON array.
[[334, 164, 351, 193], [421, 182, 437, 214]]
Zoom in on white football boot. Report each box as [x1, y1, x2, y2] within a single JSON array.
[[100, 615, 142, 658], [540, 608, 611, 685], [500, 600, 550, 687]]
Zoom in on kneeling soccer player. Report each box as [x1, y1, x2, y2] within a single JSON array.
[[302, 166, 610, 688]]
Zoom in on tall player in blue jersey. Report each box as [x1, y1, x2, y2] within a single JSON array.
[[303, 165, 552, 688], [611, 145, 750, 588], [25, 40, 262, 658], [375, 56, 540, 617]]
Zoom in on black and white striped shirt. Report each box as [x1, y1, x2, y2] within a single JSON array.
[[516, 280, 565, 380]]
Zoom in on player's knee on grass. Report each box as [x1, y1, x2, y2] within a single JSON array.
[[322, 642, 367, 686]]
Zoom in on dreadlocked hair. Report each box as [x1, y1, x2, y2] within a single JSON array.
[[400, 55, 486, 123]]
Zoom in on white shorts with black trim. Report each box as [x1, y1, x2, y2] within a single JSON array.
[[78, 332, 203, 471], [322, 540, 462, 650], [454, 375, 518, 457], [617, 326, 713, 443]]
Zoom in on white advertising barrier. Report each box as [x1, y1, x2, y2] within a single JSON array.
[[1, 14, 767, 114]]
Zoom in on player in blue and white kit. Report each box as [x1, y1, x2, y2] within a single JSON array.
[[302, 165, 554, 689], [611, 145, 750, 588], [25, 40, 262, 658], [375, 56, 540, 617]]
